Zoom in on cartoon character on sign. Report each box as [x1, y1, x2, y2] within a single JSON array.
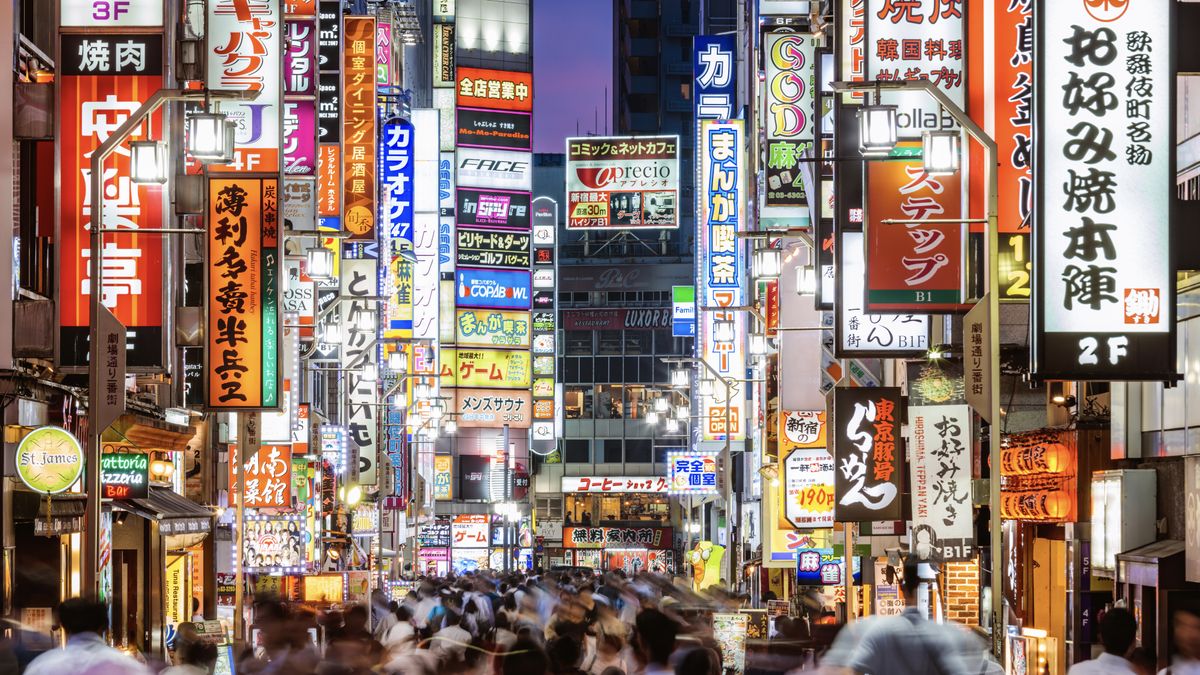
[[689, 541, 725, 591]]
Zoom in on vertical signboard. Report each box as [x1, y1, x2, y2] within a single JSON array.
[[382, 118, 415, 338], [207, 0, 283, 172], [698, 120, 746, 442], [778, 411, 834, 529], [207, 178, 280, 410], [763, 32, 815, 210], [995, 0, 1032, 234], [58, 33, 165, 368], [341, 258, 378, 484], [693, 35, 736, 119], [831, 387, 904, 522], [836, 231, 929, 356], [530, 196, 556, 454], [908, 404, 973, 561], [865, 144, 966, 311], [342, 15, 377, 240], [866, 0, 964, 137], [1032, 0, 1175, 381]]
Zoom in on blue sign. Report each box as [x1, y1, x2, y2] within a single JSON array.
[[694, 35, 736, 120], [795, 549, 862, 586], [381, 118, 414, 245], [456, 268, 532, 310]]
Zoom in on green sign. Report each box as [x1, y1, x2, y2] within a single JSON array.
[[16, 426, 84, 495], [100, 453, 149, 499]]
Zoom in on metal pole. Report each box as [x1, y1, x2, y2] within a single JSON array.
[[502, 424, 511, 572], [722, 378, 733, 585], [233, 413, 247, 647], [844, 521, 855, 623]]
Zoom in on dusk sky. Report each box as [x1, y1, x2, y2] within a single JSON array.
[[533, 0, 613, 153]]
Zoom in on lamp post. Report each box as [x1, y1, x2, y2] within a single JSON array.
[[85, 87, 257, 599], [831, 79, 1001, 654]]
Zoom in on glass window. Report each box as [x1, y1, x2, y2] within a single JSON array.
[[598, 330, 623, 355], [625, 439, 652, 463], [563, 358, 579, 384], [624, 331, 651, 355], [652, 358, 669, 384], [609, 358, 624, 382], [578, 358, 594, 383], [566, 331, 593, 356], [595, 385, 623, 419], [564, 386, 591, 419], [654, 330, 675, 354], [625, 386, 649, 419], [564, 440, 590, 463], [655, 445, 685, 464], [603, 439, 623, 463]]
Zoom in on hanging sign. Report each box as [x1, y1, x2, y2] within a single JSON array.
[[1032, 0, 1175, 381], [100, 453, 149, 499], [908, 404, 974, 561], [206, 178, 281, 410], [763, 32, 816, 209], [15, 427, 84, 495], [694, 35, 736, 119], [60, 0, 163, 26], [831, 387, 904, 522], [342, 15, 377, 239], [230, 446, 293, 509], [433, 455, 453, 500], [207, 0, 282, 172], [837, 231, 929, 356]]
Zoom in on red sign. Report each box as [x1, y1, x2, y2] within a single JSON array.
[[58, 34, 165, 368], [456, 67, 533, 112], [230, 446, 293, 509], [866, 143, 965, 312], [562, 526, 673, 550]]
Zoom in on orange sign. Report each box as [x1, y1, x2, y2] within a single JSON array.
[[866, 142, 965, 312], [1000, 430, 1077, 523], [318, 144, 340, 217], [456, 67, 533, 112], [342, 16, 376, 239], [207, 178, 280, 410], [230, 445, 293, 509]]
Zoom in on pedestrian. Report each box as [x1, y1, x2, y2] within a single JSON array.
[[160, 640, 217, 675], [1068, 607, 1139, 674], [25, 597, 152, 675], [1160, 606, 1200, 674], [631, 609, 678, 675]]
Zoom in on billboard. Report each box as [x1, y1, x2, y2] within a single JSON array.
[[455, 268, 532, 310], [456, 228, 531, 269], [453, 388, 532, 428], [455, 67, 533, 112], [58, 33, 165, 368], [565, 136, 680, 229], [1032, 0, 1175, 381], [439, 348, 531, 389], [457, 188, 531, 229], [456, 147, 532, 191], [831, 387, 905, 522], [455, 309, 531, 348], [206, 178, 280, 409], [342, 15, 377, 239], [456, 108, 532, 150]]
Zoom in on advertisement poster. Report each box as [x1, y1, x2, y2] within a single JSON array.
[[712, 613, 749, 674], [243, 516, 306, 572], [565, 136, 679, 229]]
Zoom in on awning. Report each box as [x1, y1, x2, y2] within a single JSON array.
[[12, 490, 86, 536], [114, 487, 213, 536], [106, 413, 196, 452]]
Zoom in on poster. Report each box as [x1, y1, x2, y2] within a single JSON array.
[[712, 613, 749, 674], [243, 516, 306, 572]]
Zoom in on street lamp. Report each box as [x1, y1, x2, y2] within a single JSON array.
[[353, 308, 376, 333], [922, 129, 961, 176], [749, 334, 769, 356], [306, 248, 335, 282], [387, 350, 406, 372], [754, 247, 782, 279], [698, 379, 715, 398], [414, 383, 432, 401], [654, 397, 669, 413], [430, 401, 445, 420], [444, 419, 458, 434], [360, 362, 378, 383], [666, 418, 680, 434], [646, 411, 660, 426], [671, 368, 690, 388], [186, 110, 233, 161], [130, 140, 169, 184], [796, 265, 816, 296], [675, 405, 689, 421], [713, 318, 735, 343], [320, 321, 343, 345], [858, 104, 898, 157]]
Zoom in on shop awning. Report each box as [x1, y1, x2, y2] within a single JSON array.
[[12, 490, 86, 536], [106, 413, 196, 452], [114, 487, 213, 536]]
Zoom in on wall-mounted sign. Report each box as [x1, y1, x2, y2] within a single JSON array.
[[453, 388, 532, 428], [456, 67, 532, 112], [694, 35, 736, 119], [285, 19, 318, 96], [342, 15, 377, 239], [206, 178, 280, 410], [562, 477, 671, 494], [439, 348, 531, 389], [456, 228, 531, 269], [781, 447, 835, 529], [455, 268, 531, 310], [562, 308, 672, 331], [668, 452, 719, 495], [60, 0, 163, 26], [1032, 0, 1175, 381], [455, 309, 531, 347], [672, 285, 695, 337], [831, 387, 904, 522], [434, 23, 456, 88], [457, 188, 530, 229], [565, 136, 679, 229], [207, 0, 282, 172], [16, 427, 84, 495], [340, 258, 379, 485], [909, 404, 974, 561], [230, 446, 293, 509], [433, 455, 453, 500], [457, 109, 532, 150], [243, 516, 306, 572], [456, 147, 532, 191], [451, 513, 490, 546], [779, 410, 826, 452], [763, 32, 815, 209], [100, 453, 149, 499], [562, 526, 673, 549]]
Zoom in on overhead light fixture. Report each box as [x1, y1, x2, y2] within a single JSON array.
[[444, 419, 458, 434], [922, 129, 961, 176], [430, 402, 445, 420], [713, 318, 735, 343], [186, 110, 231, 161], [130, 140, 168, 184], [698, 379, 715, 397], [388, 351, 406, 372], [675, 405, 689, 421], [360, 362, 378, 383], [750, 334, 769, 356], [858, 104, 898, 157], [353, 308, 376, 333], [754, 247, 782, 279], [654, 397, 669, 413], [414, 383, 432, 400], [796, 265, 817, 296], [306, 248, 335, 282], [666, 418, 680, 434], [671, 368, 690, 388], [320, 322, 342, 345], [646, 411, 660, 426]]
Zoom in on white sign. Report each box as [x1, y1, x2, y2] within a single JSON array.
[[839, 231, 929, 354], [561, 477, 671, 493], [1034, 0, 1173, 380], [908, 404, 974, 561], [61, 0, 163, 26], [782, 447, 835, 529], [759, 0, 811, 14], [341, 258, 379, 485], [565, 136, 680, 230], [207, 0, 282, 171], [866, 0, 964, 137], [456, 147, 532, 191]]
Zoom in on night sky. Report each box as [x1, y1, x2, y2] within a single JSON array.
[[533, 0, 613, 154]]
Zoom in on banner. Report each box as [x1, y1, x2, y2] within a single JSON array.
[[455, 309, 531, 348], [439, 348, 531, 389], [866, 143, 966, 311], [1032, 0, 1175, 381], [698, 120, 747, 442], [58, 33, 164, 368], [455, 68, 532, 112], [831, 387, 904, 521], [207, 178, 280, 409], [230, 446, 293, 509], [207, 0, 282, 172], [453, 388, 531, 428], [342, 15, 377, 239], [565, 136, 680, 229], [908, 404, 974, 561]]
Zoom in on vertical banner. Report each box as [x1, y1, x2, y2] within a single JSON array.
[[763, 32, 816, 211], [341, 258, 378, 485], [693, 35, 736, 119], [58, 34, 165, 368], [831, 386, 904, 522], [908, 404, 974, 561], [342, 15, 377, 240], [1032, 0, 1175, 381], [207, 0, 283, 173], [866, 0, 965, 137], [207, 178, 280, 410], [698, 120, 746, 442], [382, 118, 415, 338], [865, 143, 966, 311]]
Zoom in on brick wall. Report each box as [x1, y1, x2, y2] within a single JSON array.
[[943, 560, 980, 625]]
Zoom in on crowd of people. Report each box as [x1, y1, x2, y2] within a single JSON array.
[[16, 559, 1200, 674]]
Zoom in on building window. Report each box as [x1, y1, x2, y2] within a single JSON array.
[[624, 331, 651, 355], [536, 496, 563, 521], [625, 439, 653, 463], [566, 331, 593, 356], [564, 386, 591, 419], [598, 330, 623, 355], [595, 384, 623, 419], [564, 439, 591, 463], [603, 439, 624, 463]]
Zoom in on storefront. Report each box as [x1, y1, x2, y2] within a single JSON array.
[[561, 476, 673, 524], [417, 517, 452, 576], [560, 525, 674, 574]]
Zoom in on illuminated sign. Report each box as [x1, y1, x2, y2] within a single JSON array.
[[456, 147, 532, 192], [455, 268, 531, 310], [60, 0, 163, 25], [207, 0, 282, 171], [668, 451, 719, 495], [565, 136, 679, 229], [909, 404, 974, 561], [836, 231, 929, 356], [453, 388, 532, 428], [561, 477, 670, 494], [455, 309, 531, 348], [831, 387, 904, 522], [694, 35, 735, 119], [433, 456, 453, 500], [342, 15, 376, 239], [456, 228, 531, 269], [456, 67, 532, 112], [100, 453, 149, 499], [457, 188, 530, 229], [439, 348, 531, 389], [457, 109, 532, 150]]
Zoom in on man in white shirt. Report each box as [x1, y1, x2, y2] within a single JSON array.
[[1160, 607, 1200, 675], [25, 598, 151, 675], [1069, 607, 1139, 675]]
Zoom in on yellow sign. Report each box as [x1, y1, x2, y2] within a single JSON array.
[[15, 426, 84, 495], [164, 555, 188, 628], [304, 574, 344, 603], [439, 348, 531, 389], [779, 410, 827, 452], [433, 455, 453, 500]]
